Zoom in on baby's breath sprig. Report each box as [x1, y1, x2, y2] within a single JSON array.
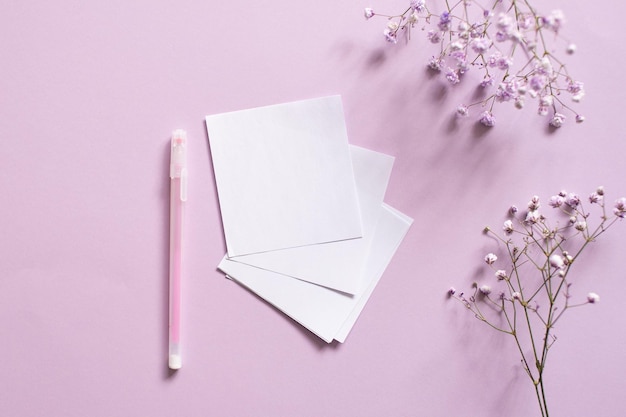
[[449, 187, 625, 417], [364, 0, 584, 128]]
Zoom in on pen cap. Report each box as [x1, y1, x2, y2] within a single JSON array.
[[170, 129, 188, 179]]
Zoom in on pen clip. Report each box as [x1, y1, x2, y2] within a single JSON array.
[[180, 168, 188, 202]]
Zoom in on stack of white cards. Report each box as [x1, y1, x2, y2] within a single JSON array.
[[205, 96, 412, 343]]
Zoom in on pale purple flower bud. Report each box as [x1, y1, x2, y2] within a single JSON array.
[[438, 11, 452, 31], [575, 221, 587, 231], [384, 28, 398, 43], [484, 253, 498, 265], [589, 192, 602, 204], [479, 285, 492, 295], [364, 8, 375, 19], [496, 56, 513, 70], [509, 205, 518, 215], [566, 193, 580, 208], [495, 270, 508, 280], [503, 219, 514, 234], [569, 216, 577, 224], [427, 30, 442, 43], [512, 291, 522, 300], [410, 0, 426, 12], [471, 37, 491, 53], [428, 57, 443, 71], [549, 113, 566, 128], [596, 186, 605, 196], [448, 286, 456, 295], [549, 254, 565, 269], [549, 195, 565, 208], [457, 105, 469, 117], [445, 68, 460, 84], [538, 106, 549, 116], [529, 75, 547, 91], [558, 190, 568, 197], [480, 75, 494, 88], [496, 13, 514, 34], [528, 195, 541, 211], [479, 111, 496, 127], [614, 197, 626, 218], [525, 210, 540, 224], [575, 114, 585, 123], [540, 95, 554, 107], [587, 292, 600, 304], [567, 43, 577, 54], [563, 251, 574, 265]]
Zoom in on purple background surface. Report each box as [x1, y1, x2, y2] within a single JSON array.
[[1, 1, 624, 416]]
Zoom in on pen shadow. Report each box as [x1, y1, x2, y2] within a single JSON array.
[[229, 277, 342, 351]]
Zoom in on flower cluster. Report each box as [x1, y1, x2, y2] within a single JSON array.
[[364, 1, 584, 128], [449, 187, 624, 416]]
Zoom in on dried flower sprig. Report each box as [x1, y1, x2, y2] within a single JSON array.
[[364, 1, 585, 128], [449, 187, 625, 416]]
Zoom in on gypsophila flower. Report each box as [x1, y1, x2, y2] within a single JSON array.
[[365, 2, 585, 128], [525, 210, 540, 224], [479, 285, 492, 295], [485, 253, 498, 265], [448, 286, 456, 295], [457, 105, 469, 117], [549, 195, 565, 208], [549, 254, 565, 270], [509, 205, 518, 215], [589, 192, 602, 204], [528, 195, 541, 211], [438, 11, 452, 31], [566, 193, 580, 209], [587, 292, 600, 303], [479, 111, 496, 127], [503, 219, 514, 234], [384, 28, 398, 43], [451, 188, 624, 417], [410, 0, 426, 12], [576, 115, 585, 123], [550, 113, 566, 128], [614, 198, 626, 218], [445, 68, 460, 84], [575, 221, 587, 231]]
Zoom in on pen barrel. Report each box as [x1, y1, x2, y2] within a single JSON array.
[[168, 177, 185, 370]]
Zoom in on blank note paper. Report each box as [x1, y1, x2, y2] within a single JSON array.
[[205, 96, 412, 343]]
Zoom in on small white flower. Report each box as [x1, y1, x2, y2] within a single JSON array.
[[528, 195, 541, 211], [575, 221, 587, 231], [448, 287, 456, 296], [503, 219, 514, 234], [495, 270, 508, 280], [479, 285, 492, 295], [512, 292, 521, 300], [567, 43, 577, 54], [387, 21, 399, 31], [549, 195, 565, 208], [587, 292, 600, 304], [364, 7, 375, 19], [484, 253, 498, 265], [525, 210, 540, 224], [549, 254, 565, 269]]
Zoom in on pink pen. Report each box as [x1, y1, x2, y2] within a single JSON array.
[[169, 129, 187, 370]]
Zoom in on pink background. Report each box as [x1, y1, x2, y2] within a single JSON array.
[[1, 1, 624, 416]]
